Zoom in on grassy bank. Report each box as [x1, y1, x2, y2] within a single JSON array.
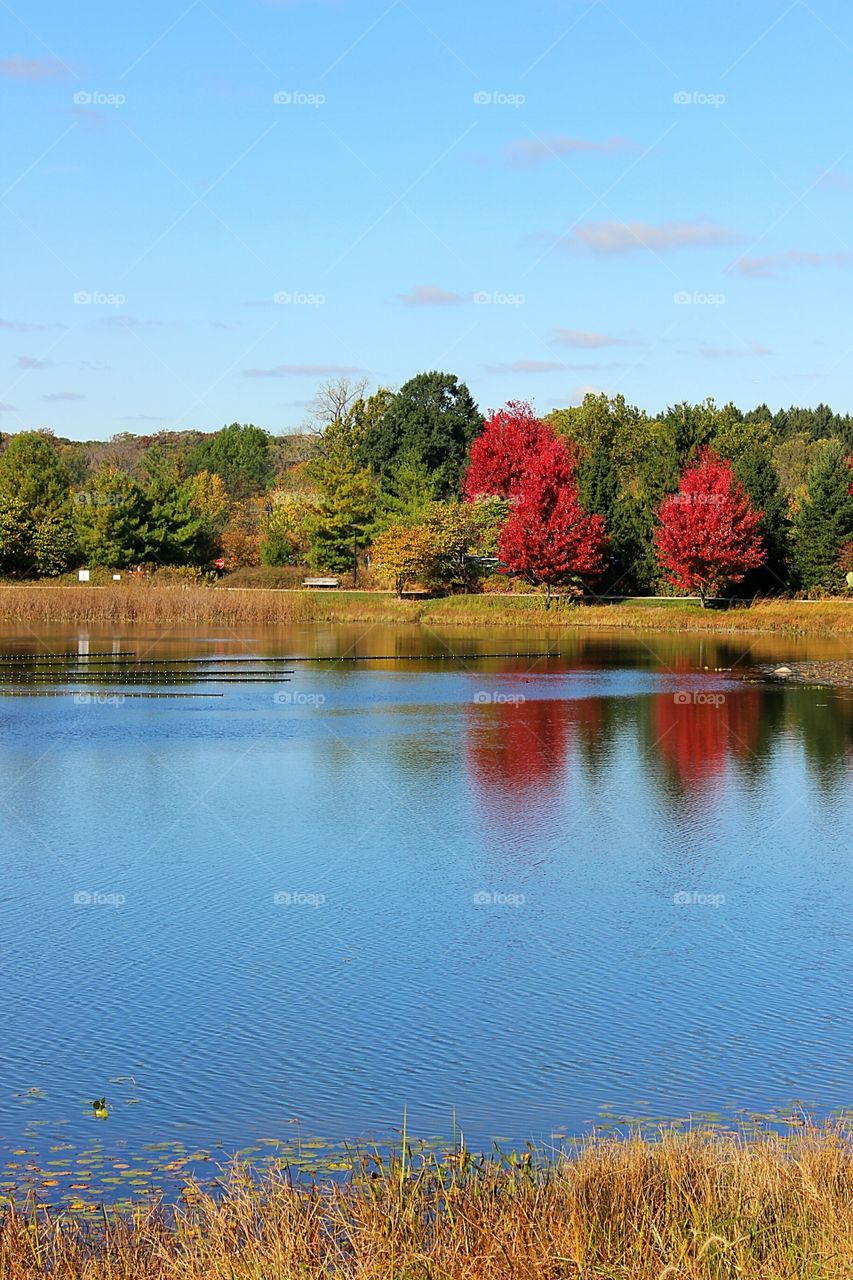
[[4, 582, 853, 637], [3, 1127, 853, 1278]]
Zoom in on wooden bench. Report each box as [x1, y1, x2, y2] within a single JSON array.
[[302, 577, 339, 589]]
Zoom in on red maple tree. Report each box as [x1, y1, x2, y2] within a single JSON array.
[[498, 439, 607, 606], [464, 401, 563, 500], [654, 447, 765, 605]]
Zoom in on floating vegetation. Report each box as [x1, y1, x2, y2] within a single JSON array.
[[2, 1124, 853, 1278]]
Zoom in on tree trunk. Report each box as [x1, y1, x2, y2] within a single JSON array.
[[545, 582, 552, 610]]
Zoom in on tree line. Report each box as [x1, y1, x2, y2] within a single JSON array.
[[2, 369, 853, 599]]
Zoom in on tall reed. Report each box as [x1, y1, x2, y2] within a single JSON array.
[[2, 1126, 853, 1278], [4, 582, 853, 636]]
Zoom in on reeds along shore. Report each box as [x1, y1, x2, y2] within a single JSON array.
[[5, 581, 853, 635], [2, 1128, 853, 1279]]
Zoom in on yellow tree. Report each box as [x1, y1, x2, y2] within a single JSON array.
[[371, 523, 438, 597], [185, 470, 230, 532]]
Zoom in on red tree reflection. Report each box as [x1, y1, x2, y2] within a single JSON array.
[[466, 696, 603, 805], [653, 688, 761, 789]]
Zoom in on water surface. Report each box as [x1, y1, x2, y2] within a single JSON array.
[[1, 622, 852, 1200]]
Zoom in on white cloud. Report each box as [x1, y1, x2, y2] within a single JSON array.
[[553, 327, 635, 348], [399, 284, 464, 306], [16, 354, 54, 369], [571, 385, 607, 404], [0, 57, 67, 80], [730, 249, 853, 278], [0, 318, 60, 332], [699, 342, 771, 358], [567, 220, 742, 255], [504, 135, 634, 166]]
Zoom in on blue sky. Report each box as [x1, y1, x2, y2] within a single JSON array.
[[2, 0, 853, 440]]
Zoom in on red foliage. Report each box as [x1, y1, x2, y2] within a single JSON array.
[[653, 688, 761, 791], [466, 697, 572, 796], [654, 447, 765, 602], [498, 439, 607, 595], [464, 401, 563, 500]]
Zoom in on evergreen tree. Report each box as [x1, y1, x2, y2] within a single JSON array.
[[307, 456, 376, 576], [376, 457, 441, 528], [146, 474, 215, 566], [186, 423, 274, 499], [362, 371, 483, 496], [714, 419, 790, 591], [73, 467, 151, 567], [791, 440, 853, 590]]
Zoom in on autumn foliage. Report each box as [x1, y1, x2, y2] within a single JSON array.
[[464, 401, 564, 500], [370, 523, 437, 597], [655, 448, 765, 603], [498, 435, 607, 603]]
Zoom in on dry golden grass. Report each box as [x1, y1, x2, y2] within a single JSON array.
[[4, 582, 853, 637], [3, 1128, 853, 1278], [0, 583, 413, 626]]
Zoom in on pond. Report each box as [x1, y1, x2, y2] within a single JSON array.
[[1, 622, 852, 1202]]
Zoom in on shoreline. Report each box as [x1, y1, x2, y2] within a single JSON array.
[[4, 582, 853, 638], [3, 1126, 852, 1278]]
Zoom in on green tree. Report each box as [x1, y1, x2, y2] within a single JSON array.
[[307, 457, 376, 577], [422, 501, 484, 590], [260, 491, 314, 566], [376, 457, 441, 529], [549, 394, 675, 592], [74, 467, 151, 568], [146, 474, 216, 566], [186, 423, 274, 499], [362, 371, 483, 496], [774, 433, 828, 505], [0, 430, 71, 518], [0, 498, 77, 577], [31, 510, 77, 575], [0, 497, 34, 575], [791, 440, 853, 590], [714, 419, 790, 591]]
